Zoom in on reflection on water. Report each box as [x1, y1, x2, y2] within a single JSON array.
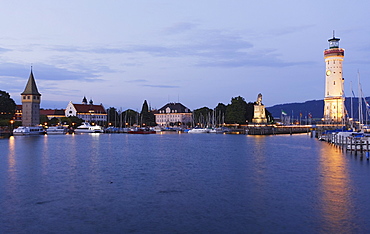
[[7, 136, 16, 172], [1, 134, 370, 233], [319, 144, 355, 232]]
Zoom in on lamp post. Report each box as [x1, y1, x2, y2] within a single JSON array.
[[10, 119, 14, 133]]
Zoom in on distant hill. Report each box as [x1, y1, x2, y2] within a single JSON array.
[[267, 97, 370, 120]]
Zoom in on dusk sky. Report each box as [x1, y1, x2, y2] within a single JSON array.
[[1, 1, 370, 111]]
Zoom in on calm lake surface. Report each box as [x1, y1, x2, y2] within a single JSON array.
[[1, 133, 370, 233]]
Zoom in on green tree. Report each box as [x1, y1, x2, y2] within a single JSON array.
[[265, 109, 274, 123], [40, 115, 49, 125], [193, 107, 212, 127], [0, 90, 16, 120], [49, 117, 60, 126], [107, 107, 119, 126], [122, 109, 139, 127], [140, 100, 155, 126], [215, 103, 227, 125], [70, 116, 84, 127], [225, 96, 248, 124], [245, 102, 255, 123]]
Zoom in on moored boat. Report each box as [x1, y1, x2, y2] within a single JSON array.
[[187, 127, 209, 133], [46, 126, 68, 135], [128, 127, 156, 134], [13, 126, 45, 135], [75, 122, 104, 133]]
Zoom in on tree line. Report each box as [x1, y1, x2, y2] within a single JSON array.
[[193, 96, 274, 127], [0, 89, 273, 128]]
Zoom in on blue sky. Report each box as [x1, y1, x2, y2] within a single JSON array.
[[1, 0, 370, 111]]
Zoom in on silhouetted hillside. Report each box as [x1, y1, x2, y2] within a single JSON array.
[[267, 97, 370, 120]]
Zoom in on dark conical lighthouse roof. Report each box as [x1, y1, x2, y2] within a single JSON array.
[[21, 70, 41, 96]]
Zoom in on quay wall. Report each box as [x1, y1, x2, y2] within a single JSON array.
[[227, 126, 311, 135]]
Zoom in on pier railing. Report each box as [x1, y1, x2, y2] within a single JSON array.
[[319, 131, 370, 159]]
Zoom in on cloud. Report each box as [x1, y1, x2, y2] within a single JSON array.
[[0, 47, 11, 53], [163, 22, 198, 34], [126, 79, 148, 83], [44, 25, 310, 68], [0, 63, 102, 81], [271, 25, 315, 37], [142, 84, 180, 88]]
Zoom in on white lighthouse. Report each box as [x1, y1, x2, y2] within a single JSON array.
[[323, 34, 345, 123]]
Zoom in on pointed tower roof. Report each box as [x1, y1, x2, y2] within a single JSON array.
[[21, 69, 41, 96], [82, 96, 88, 104]]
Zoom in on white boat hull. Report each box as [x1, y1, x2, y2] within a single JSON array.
[[13, 126, 45, 135], [188, 128, 209, 133], [75, 122, 104, 133], [46, 127, 68, 135]]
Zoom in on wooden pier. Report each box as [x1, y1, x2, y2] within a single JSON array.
[[319, 131, 370, 159], [0, 129, 12, 138]]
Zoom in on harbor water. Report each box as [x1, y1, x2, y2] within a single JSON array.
[[1, 133, 370, 233]]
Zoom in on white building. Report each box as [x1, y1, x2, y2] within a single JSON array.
[[65, 97, 107, 123], [323, 34, 345, 123], [155, 102, 192, 126]]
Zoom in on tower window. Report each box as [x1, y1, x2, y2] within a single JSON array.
[[27, 96, 30, 99], [334, 81, 335, 85]]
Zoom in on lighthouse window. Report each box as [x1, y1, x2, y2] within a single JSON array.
[[334, 81, 335, 85]]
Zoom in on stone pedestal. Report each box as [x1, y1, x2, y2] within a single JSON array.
[[252, 104, 267, 124]]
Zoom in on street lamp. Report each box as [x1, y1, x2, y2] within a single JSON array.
[[10, 119, 14, 132]]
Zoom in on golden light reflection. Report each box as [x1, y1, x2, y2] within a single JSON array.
[[319, 144, 353, 232], [8, 136, 16, 171]]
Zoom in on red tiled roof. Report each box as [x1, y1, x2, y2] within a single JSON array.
[[40, 109, 55, 115], [40, 109, 66, 116], [73, 104, 106, 114]]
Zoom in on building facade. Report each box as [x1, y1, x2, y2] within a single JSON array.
[[65, 97, 107, 123], [323, 34, 345, 123], [155, 102, 192, 126], [21, 69, 41, 126]]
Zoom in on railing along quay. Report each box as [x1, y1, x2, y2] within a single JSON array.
[[320, 132, 370, 159], [226, 125, 312, 135]]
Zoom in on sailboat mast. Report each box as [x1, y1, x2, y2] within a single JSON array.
[[358, 71, 363, 128], [350, 81, 354, 129]]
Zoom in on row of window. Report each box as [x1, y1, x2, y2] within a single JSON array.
[[327, 60, 342, 65], [78, 114, 106, 120], [22, 95, 40, 100]]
